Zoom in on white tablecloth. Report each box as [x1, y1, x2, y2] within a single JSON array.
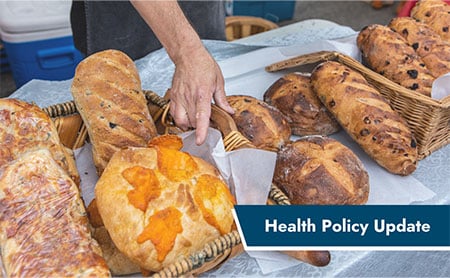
[[9, 19, 450, 277]]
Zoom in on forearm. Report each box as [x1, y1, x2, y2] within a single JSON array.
[[130, 0, 205, 64]]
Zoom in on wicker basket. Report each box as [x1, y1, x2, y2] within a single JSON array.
[[43, 90, 291, 277], [225, 15, 279, 41], [266, 51, 450, 160]]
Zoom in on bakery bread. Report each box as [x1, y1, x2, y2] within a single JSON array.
[[357, 24, 435, 96], [71, 49, 158, 175], [273, 136, 369, 205], [311, 61, 418, 175], [226, 95, 291, 151], [411, 0, 450, 42], [0, 149, 110, 277], [263, 72, 340, 136], [0, 98, 80, 185], [389, 16, 450, 78], [95, 135, 235, 272]]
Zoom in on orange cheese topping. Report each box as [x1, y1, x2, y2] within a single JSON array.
[[156, 147, 198, 182], [137, 207, 183, 262], [123, 166, 161, 212], [193, 174, 235, 235], [148, 134, 183, 150]]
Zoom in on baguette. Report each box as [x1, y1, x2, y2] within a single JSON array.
[[0, 149, 110, 277], [357, 24, 435, 96], [311, 61, 418, 175], [411, 0, 450, 42], [389, 16, 450, 78], [281, 251, 330, 267], [71, 49, 157, 175]]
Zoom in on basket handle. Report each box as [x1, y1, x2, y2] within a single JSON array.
[[265, 51, 340, 72]]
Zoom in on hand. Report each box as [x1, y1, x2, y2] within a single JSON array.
[[169, 46, 234, 145]]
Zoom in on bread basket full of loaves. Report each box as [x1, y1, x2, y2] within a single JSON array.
[[0, 49, 336, 277]]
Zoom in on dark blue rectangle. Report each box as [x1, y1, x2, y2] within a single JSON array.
[[234, 205, 450, 247]]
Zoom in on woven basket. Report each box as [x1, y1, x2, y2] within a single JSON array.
[[266, 51, 450, 160], [225, 15, 279, 41], [43, 90, 291, 277]]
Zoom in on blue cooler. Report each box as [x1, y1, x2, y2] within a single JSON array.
[[0, 1, 84, 88], [225, 0, 296, 23]]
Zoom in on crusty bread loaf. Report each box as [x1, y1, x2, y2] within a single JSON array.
[[411, 0, 450, 42], [357, 24, 435, 96], [71, 49, 157, 175], [263, 72, 340, 136], [226, 95, 291, 151], [311, 61, 418, 175], [389, 16, 450, 78], [95, 135, 235, 272], [273, 136, 369, 205], [0, 98, 80, 185], [0, 149, 110, 277]]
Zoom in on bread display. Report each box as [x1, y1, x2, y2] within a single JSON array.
[[357, 24, 435, 96], [388, 16, 450, 78], [226, 95, 291, 151], [0, 149, 110, 277], [411, 0, 450, 42], [273, 136, 369, 205], [263, 72, 340, 136], [71, 49, 158, 175], [311, 61, 418, 175], [95, 135, 235, 272], [0, 98, 80, 185]]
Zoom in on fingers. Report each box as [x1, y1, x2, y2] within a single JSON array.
[[213, 88, 235, 115], [170, 101, 190, 131], [195, 95, 212, 145]]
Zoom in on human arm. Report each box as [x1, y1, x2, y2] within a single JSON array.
[[130, 0, 234, 145]]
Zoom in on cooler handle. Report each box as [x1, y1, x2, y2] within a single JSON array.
[[37, 46, 78, 69]]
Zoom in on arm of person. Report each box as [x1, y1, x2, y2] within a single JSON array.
[[130, 0, 234, 145]]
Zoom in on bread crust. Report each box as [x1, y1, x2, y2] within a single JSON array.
[[264, 73, 340, 136], [273, 136, 369, 205], [357, 24, 434, 96], [311, 61, 418, 175], [0, 98, 80, 184], [411, 0, 450, 42], [389, 16, 450, 78], [0, 149, 110, 277], [95, 145, 235, 272], [71, 49, 157, 175], [227, 95, 291, 151]]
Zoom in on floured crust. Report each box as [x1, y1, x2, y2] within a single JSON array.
[[0, 149, 110, 277], [411, 0, 450, 42], [95, 144, 235, 272], [264, 72, 340, 136], [274, 136, 369, 205]]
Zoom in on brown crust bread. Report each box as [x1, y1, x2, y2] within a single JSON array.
[[0, 98, 80, 185], [263, 72, 340, 136], [357, 24, 435, 96], [310, 61, 418, 175], [226, 95, 291, 151], [411, 0, 450, 42], [0, 149, 110, 277], [281, 251, 331, 267], [389, 16, 450, 78], [71, 49, 157, 175], [273, 136, 369, 205], [95, 140, 235, 272]]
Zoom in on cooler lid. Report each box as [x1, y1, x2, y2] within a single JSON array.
[[0, 0, 71, 34]]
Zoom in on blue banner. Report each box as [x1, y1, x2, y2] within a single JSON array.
[[233, 205, 450, 250]]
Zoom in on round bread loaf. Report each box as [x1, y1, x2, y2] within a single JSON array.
[[273, 136, 369, 205], [263, 72, 340, 136], [226, 95, 291, 151], [95, 136, 235, 272]]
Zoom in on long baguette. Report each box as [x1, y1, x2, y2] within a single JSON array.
[[310, 61, 418, 175]]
